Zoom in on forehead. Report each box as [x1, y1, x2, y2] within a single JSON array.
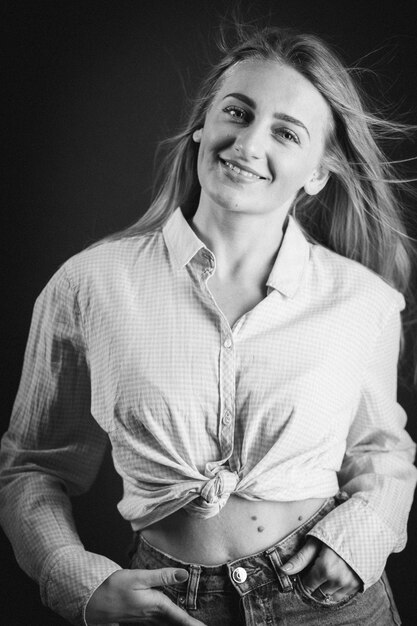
[[214, 59, 332, 132]]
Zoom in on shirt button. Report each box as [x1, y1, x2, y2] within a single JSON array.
[[232, 567, 247, 583], [223, 338, 232, 349], [223, 411, 232, 425]]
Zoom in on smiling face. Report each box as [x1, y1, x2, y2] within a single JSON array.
[[194, 59, 332, 219]]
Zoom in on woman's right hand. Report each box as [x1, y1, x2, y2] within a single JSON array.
[[85, 567, 206, 625]]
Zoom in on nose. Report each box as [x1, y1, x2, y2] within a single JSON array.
[[234, 123, 266, 160]]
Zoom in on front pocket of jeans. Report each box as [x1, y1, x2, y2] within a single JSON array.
[[296, 577, 360, 610], [160, 584, 184, 606]]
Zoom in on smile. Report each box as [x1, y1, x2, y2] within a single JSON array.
[[220, 158, 266, 180]]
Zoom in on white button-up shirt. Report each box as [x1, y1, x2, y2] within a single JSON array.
[[0, 207, 415, 625]]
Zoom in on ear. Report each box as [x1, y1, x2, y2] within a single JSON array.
[[304, 166, 330, 196], [192, 128, 203, 143]]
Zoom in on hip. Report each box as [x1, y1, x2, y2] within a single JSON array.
[[128, 495, 401, 625]]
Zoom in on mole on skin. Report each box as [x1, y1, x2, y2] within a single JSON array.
[[257, 525, 265, 533], [298, 515, 303, 521], [251, 516, 257, 521]]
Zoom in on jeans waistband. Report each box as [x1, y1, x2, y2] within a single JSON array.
[[132, 494, 346, 611]]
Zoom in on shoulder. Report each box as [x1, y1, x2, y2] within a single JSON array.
[[38, 229, 166, 308], [309, 243, 405, 326], [57, 229, 164, 287]]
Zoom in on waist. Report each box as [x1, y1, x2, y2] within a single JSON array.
[[133, 497, 341, 594], [141, 494, 330, 564]]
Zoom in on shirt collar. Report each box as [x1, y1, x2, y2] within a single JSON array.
[[163, 208, 311, 298], [266, 215, 311, 299], [162, 207, 206, 269]]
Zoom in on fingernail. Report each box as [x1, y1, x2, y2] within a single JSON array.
[[174, 569, 189, 582], [281, 563, 294, 572]]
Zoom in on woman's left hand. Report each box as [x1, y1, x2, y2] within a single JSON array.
[[280, 537, 362, 602]]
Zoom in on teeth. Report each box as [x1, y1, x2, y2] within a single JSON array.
[[224, 160, 261, 179]]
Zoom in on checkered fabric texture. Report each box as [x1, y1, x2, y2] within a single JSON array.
[[0, 208, 415, 625]]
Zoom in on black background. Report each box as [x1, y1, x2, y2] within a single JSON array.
[[2, 1, 417, 624]]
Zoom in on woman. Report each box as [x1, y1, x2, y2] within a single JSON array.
[[0, 23, 416, 626]]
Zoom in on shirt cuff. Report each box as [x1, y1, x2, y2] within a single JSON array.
[[306, 495, 400, 589], [39, 545, 121, 626]]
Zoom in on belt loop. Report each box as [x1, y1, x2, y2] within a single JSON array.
[[185, 564, 201, 610], [266, 547, 293, 593]]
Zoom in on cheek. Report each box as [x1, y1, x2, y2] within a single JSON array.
[[197, 136, 215, 170], [196, 143, 218, 191], [196, 137, 210, 168], [275, 161, 310, 189], [201, 123, 235, 153], [281, 150, 316, 183]]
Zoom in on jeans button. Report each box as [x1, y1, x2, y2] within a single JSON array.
[[232, 566, 247, 583]]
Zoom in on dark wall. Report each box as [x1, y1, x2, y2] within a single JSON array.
[[2, 1, 417, 624]]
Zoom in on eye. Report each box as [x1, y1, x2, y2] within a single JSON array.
[[275, 128, 300, 144], [223, 105, 248, 123]]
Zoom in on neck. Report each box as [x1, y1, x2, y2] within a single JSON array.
[[190, 201, 290, 281]]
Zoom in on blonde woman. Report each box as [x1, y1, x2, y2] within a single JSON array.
[[1, 24, 416, 626]]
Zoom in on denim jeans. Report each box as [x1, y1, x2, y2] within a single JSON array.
[[128, 496, 402, 625]]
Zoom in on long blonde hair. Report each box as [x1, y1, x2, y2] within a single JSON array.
[[101, 25, 414, 288], [97, 24, 417, 377]]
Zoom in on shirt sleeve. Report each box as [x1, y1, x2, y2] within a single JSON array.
[[307, 298, 417, 589], [0, 265, 121, 626]]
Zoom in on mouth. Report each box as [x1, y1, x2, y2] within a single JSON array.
[[219, 157, 267, 181]]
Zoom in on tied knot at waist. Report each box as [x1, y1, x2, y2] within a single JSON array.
[[186, 468, 239, 519], [201, 468, 239, 504]]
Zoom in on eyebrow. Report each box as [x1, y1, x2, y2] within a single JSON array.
[[223, 92, 311, 140]]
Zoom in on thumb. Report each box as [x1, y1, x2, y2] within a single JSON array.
[[133, 567, 189, 588], [280, 538, 320, 574]]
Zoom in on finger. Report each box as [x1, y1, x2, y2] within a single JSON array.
[[301, 568, 329, 594], [328, 583, 361, 603], [280, 538, 320, 575], [304, 568, 361, 598], [132, 567, 189, 589], [156, 593, 207, 625], [315, 580, 344, 598], [302, 543, 361, 594], [301, 555, 330, 593]]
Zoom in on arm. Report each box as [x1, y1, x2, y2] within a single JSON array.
[[281, 299, 417, 595], [0, 266, 121, 625], [0, 266, 206, 626]]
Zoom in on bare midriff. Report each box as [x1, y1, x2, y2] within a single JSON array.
[[141, 495, 327, 565]]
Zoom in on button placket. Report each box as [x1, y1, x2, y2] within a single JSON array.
[[219, 326, 235, 459], [198, 248, 236, 465]]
